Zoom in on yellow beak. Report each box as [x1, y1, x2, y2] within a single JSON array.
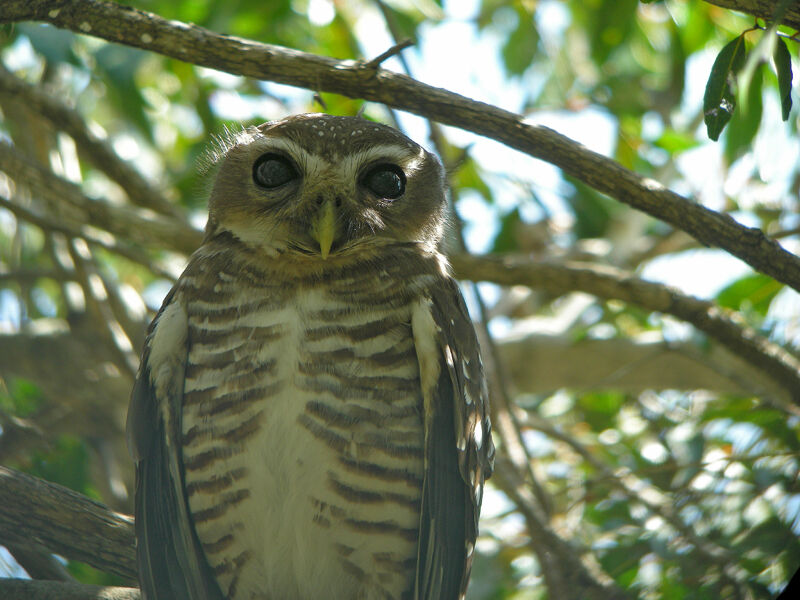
[[309, 199, 337, 260]]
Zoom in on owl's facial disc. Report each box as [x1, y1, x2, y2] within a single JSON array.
[[206, 115, 446, 259]]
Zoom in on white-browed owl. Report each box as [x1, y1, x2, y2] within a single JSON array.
[[127, 113, 494, 600]]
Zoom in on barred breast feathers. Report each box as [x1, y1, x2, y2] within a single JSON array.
[[176, 238, 451, 599]]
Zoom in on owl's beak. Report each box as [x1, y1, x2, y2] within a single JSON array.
[[309, 199, 337, 260]]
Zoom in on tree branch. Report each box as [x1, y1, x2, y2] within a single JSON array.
[[3, 0, 800, 293], [0, 579, 139, 600], [0, 64, 181, 219], [0, 467, 136, 582], [499, 333, 791, 401], [0, 193, 180, 281], [703, 0, 800, 30], [0, 142, 202, 255], [450, 253, 800, 405], [4, 544, 74, 581], [492, 459, 629, 600]]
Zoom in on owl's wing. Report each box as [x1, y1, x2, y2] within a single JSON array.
[[126, 290, 223, 600], [412, 278, 495, 600]]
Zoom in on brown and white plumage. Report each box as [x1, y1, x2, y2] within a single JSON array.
[[127, 113, 494, 600]]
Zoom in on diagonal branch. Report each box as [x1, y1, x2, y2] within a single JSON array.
[[703, 0, 800, 30], [0, 580, 140, 600], [0, 193, 179, 281], [0, 64, 181, 219], [3, 0, 800, 293], [0, 141, 203, 255], [0, 467, 137, 582], [492, 459, 629, 600], [450, 253, 800, 405]]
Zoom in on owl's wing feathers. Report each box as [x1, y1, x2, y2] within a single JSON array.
[[126, 292, 223, 600], [412, 278, 495, 600]]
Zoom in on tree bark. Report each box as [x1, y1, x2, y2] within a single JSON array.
[[703, 0, 800, 30], [0, 580, 140, 600], [0, 467, 137, 583]]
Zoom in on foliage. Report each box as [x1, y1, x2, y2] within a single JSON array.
[[1, 0, 799, 598]]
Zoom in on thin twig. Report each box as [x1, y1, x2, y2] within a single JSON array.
[[520, 413, 747, 591], [364, 39, 414, 69]]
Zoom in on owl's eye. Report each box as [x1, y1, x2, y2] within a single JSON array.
[[362, 165, 406, 199], [253, 154, 298, 189]]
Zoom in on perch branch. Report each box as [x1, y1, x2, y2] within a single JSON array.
[[5, 544, 74, 581], [2, 0, 800, 292], [0, 467, 137, 582], [0, 580, 140, 600]]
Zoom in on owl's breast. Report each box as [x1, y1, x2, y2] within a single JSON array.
[[179, 264, 425, 600]]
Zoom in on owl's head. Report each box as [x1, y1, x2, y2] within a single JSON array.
[[205, 113, 446, 260]]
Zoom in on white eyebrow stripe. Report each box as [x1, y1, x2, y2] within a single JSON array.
[[242, 138, 425, 181], [340, 144, 426, 176], [247, 137, 331, 180]]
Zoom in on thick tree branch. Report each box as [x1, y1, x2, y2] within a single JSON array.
[[0, 467, 137, 582], [499, 334, 791, 401], [0, 580, 139, 600], [450, 253, 800, 404], [703, 0, 800, 30], [3, 0, 800, 293]]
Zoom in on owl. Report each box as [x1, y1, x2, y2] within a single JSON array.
[[127, 113, 494, 600]]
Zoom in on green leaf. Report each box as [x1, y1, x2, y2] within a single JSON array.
[[94, 45, 153, 142], [724, 63, 763, 164], [18, 23, 82, 66], [0, 378, 44, 417], [491, 208, 526, 254], [774, 37, 793, 121], [501, 13, 538, 76], [703, 34, 747, 141], [564, 176, 620, 239], [453, 156, 492, 203], [26, 434, 96, 497], [715, 272, 782, 316], [654, 128, 700, 154]]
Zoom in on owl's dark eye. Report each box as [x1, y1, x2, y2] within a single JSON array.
[[362, 165, 405, 199], [253, 154, 298, 189]]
